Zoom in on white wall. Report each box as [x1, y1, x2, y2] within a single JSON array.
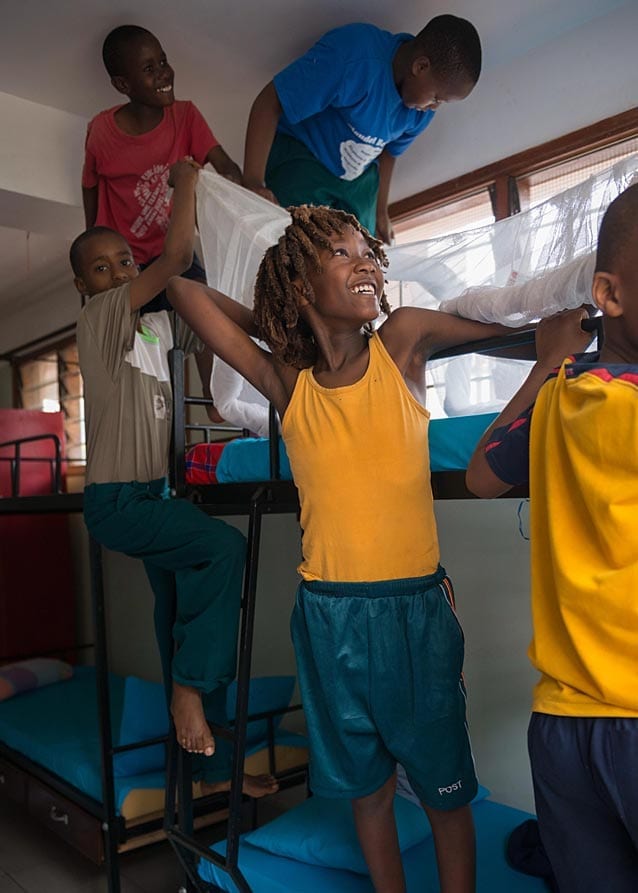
[[438, 499, 537, 811], [0, 92, 84, 227]]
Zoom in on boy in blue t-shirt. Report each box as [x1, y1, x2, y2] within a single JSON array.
[[243, 15, 480, 243]]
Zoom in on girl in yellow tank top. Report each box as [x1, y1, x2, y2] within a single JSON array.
[[168, 206, 514, 893]]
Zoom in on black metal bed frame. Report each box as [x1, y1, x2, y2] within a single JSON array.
[[164, 349, 301, 893], [0, 352, 304, 893]]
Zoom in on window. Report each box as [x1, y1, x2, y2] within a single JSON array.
[[387, 108, 638, 418], [390, 108, 638, 226], [394, 189, 495, 244], [518, 136, 638, 209], [16, 341, 85, 464]]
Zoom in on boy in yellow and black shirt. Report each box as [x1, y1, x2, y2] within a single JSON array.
[[466, 184, 638, 893]]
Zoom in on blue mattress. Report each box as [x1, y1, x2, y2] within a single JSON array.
[[199, 798, 543, 893], [0, 667, 164, 812], [215, 414, 498, 483], [0, 668, 306, 814]]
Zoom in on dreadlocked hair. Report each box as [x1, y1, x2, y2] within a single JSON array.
[[253, 205, 391, 368]]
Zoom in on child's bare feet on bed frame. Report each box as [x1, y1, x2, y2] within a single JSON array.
[[171, 682, 216, 756], [200, 774, 279, 799], [171, 683, 279, 798]]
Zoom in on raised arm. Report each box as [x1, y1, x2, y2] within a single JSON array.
[[380, 305, 518, 377], [83, 185, 98, 228], [206, 145, 243, 185], [465, 309, 593, 498], [243, 82, 282, 203], [167, 277, 292, 417], [127, 160, 199, 312]]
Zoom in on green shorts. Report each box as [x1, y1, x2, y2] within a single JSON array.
[[291, 568, 478, 808], [265, 132, 379, 235]]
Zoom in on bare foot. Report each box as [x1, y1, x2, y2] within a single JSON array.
[[171, 682, 215, 756], [200, 773, 279, 799]]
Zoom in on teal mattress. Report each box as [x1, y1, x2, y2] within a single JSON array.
[[0, 667, 164, 812], [0, 668, 306, 815], [199, 798, 543, 893], [215, 414, 498, 483]]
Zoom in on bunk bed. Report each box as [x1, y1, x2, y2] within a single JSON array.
[[0, 397, 309, 893]]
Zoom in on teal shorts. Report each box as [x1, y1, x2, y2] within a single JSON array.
[[265, 132, 379, 235], [291, 568, 478, 809]]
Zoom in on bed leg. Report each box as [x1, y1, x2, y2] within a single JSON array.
[[89, 535, 121, 893]]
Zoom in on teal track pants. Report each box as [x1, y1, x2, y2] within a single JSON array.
[[84, 479, 246, 782]]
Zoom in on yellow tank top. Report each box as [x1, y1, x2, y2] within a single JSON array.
[[282, 331, 440, 582], [529, 358, 638, 716]]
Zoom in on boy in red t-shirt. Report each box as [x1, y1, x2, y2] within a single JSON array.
[[82, 24, 242, 328]]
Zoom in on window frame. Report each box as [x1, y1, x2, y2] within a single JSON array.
[[9, 327, 86, 466], [389, 107, 638, 226]]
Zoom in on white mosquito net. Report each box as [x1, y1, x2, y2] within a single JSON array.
[[196, 153, 638, 418]]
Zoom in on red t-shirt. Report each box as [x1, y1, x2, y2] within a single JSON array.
[[82, 100, 218, 264]]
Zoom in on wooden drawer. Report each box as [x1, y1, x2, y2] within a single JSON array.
[[27, 776, 104, 864], [0, 756, 28, 804]]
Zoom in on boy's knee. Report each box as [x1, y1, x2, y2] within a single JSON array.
[[202, 519, 246, 555], [223, 523, 247, 556], [353, 773, 397, 814], [423, 801, 474, 828]]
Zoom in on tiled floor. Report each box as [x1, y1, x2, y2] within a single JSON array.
[[0, 787, 306, 892]]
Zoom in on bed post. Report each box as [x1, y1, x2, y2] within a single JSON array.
[[163, 485, 269, 892], [267, 405, 279, 480], [89, 535, 121, 893], [170, 348, 187, 498], [226, 485, 266, 870]]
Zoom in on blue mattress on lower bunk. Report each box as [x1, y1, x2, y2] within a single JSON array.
[[215, 413, 498, 483], [0, 667, 305, 814], [200, 796, 543, 893], [0, 667, 164, 811]]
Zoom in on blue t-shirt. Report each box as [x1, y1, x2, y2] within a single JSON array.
[[274, 23, 434, 181]]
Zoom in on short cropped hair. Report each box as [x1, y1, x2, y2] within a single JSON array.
[[415, 15, 482, 84], [595, 183, 638, 273], [69, 226, 123, 276], [102, 25, 153, 77]]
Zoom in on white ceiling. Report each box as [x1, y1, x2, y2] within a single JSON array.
[[0, 0, 629, 345], [3, 0, 626, 134]]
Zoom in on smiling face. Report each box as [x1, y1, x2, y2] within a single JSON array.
[[73, 231, 139, 298], [300, 226, 385, 329], [112, 35, 175, 108]]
